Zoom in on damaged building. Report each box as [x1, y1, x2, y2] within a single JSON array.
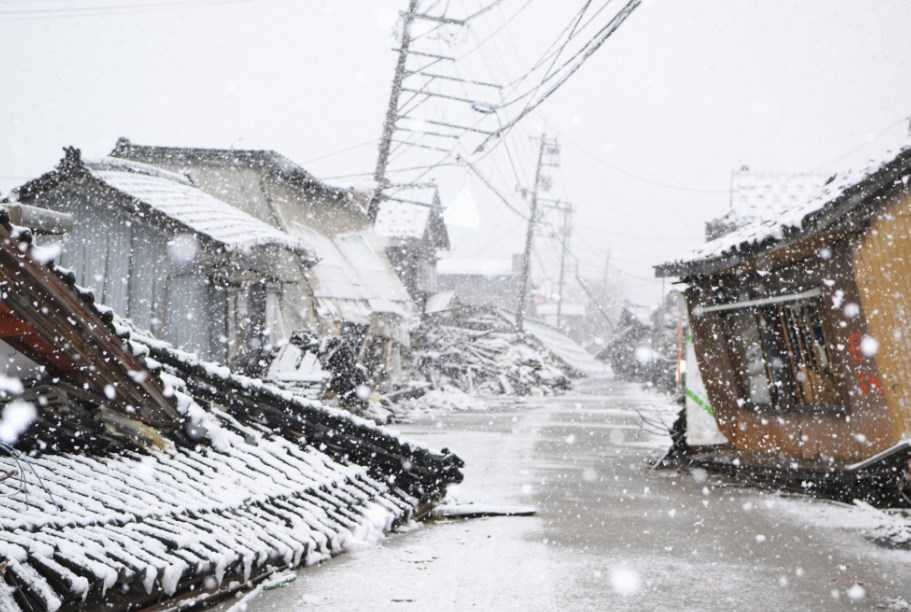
[[0, 204, 462, 610], [655, 146, 911, 502]]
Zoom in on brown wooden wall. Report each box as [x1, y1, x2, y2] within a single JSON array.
[[688, 231, 898, 464], [854, 190, 911, 442]]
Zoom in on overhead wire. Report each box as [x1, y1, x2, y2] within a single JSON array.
[[0, 0, 277, 21], [475, 0, 641, 152]]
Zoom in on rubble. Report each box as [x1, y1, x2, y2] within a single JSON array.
[[407, 306, 573, 400]]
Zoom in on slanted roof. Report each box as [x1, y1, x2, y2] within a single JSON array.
[[375, 199, 431, 240], [656, 144, 911, 278], [374, 185, 450, 249], [706, 170, 832, 241], [291, 223, 412, 324], [110, 137, 365, 216], [85, 157, 308, 254]]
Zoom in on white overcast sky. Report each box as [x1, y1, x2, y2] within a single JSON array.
[[2, 0, 910, 306]]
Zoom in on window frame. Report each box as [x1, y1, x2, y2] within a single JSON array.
[[715, 289, 845, 414]]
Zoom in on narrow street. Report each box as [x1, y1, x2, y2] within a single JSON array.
[[228, 380, 911, 611]]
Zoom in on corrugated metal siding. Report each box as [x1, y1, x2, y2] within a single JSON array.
[[128, 221, 166, 333], [165, 274, 226, 362]]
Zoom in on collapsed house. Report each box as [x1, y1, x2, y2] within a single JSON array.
[[0, 207, 462, 610], [373, 184, 450, 307], [410, 305, 572, 397], [107, 139, 414, 380], [655, 146, 911, 502]]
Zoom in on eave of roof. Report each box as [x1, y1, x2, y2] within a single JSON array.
[[110, 138, 367, 216], [655, 146, 911, 280]]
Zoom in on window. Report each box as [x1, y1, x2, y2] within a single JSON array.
[[722, 297, 841, 411]]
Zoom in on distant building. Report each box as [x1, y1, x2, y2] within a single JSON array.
[[373, 184, 449, 306], [435, 255, 520, 308], [706, 168, 832, 241]]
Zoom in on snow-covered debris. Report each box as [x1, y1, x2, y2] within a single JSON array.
[[505, 312, 608, 377], [408, 306, 572, 398]]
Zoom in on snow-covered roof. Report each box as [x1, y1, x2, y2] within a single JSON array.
[[0, 214, 462, 609], [437, 257, 514, 277], [86, 157, 308, 254], [374, 200, 432, 241], [707, 170, 832, 239], [497, 309, 606, 376], [292, 223, 412, 324], [425, 290, 456, 314], [657, 143, 911, 277]]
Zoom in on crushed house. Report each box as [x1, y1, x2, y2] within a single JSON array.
[[0, 205, 462, 610], [12, 148, 311, 371], [655, 146, 911, 501], [107, 139, 414, 380], [373, 184, 450, 307]]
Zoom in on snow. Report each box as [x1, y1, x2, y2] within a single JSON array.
[[400, 387, 487, 413], [437, 256, 514, 277], [374, 199, 431, 241], [499, 310, 607, 377], [0, 400, 36, 444], [667, 143, 911, 270], [28, 242, 62, 265], [86, 157, 309, 255]]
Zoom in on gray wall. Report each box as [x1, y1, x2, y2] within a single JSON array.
[[32, 185, 227, 362]]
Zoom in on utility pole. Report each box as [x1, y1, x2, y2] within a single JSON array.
[[601, 249, 611, 290], [516, 135, 559, 331], [369, 0, 419, 221], [555, 202, 573, 329]]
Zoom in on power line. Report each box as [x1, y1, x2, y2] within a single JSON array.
[[298, 139, 379, 165], [475, 0, 641, 153], [0, 0, 275, 21]]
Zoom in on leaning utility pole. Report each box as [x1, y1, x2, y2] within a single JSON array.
[[516, 135, 558, 331], [369, 0, 419, 221], [555, 201, 573, 329]]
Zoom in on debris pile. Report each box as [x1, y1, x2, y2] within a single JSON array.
[[408, 306, 572, 398]]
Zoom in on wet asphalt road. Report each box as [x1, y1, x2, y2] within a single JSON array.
[[226, 379, 911, 611]]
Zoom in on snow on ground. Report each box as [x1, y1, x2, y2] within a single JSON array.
[[217, 379, 911, 611]]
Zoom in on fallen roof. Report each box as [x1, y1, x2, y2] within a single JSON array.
[[291, 224, 412, 324], [496, 309, 607, 377], [656, 144, 911, 278]]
